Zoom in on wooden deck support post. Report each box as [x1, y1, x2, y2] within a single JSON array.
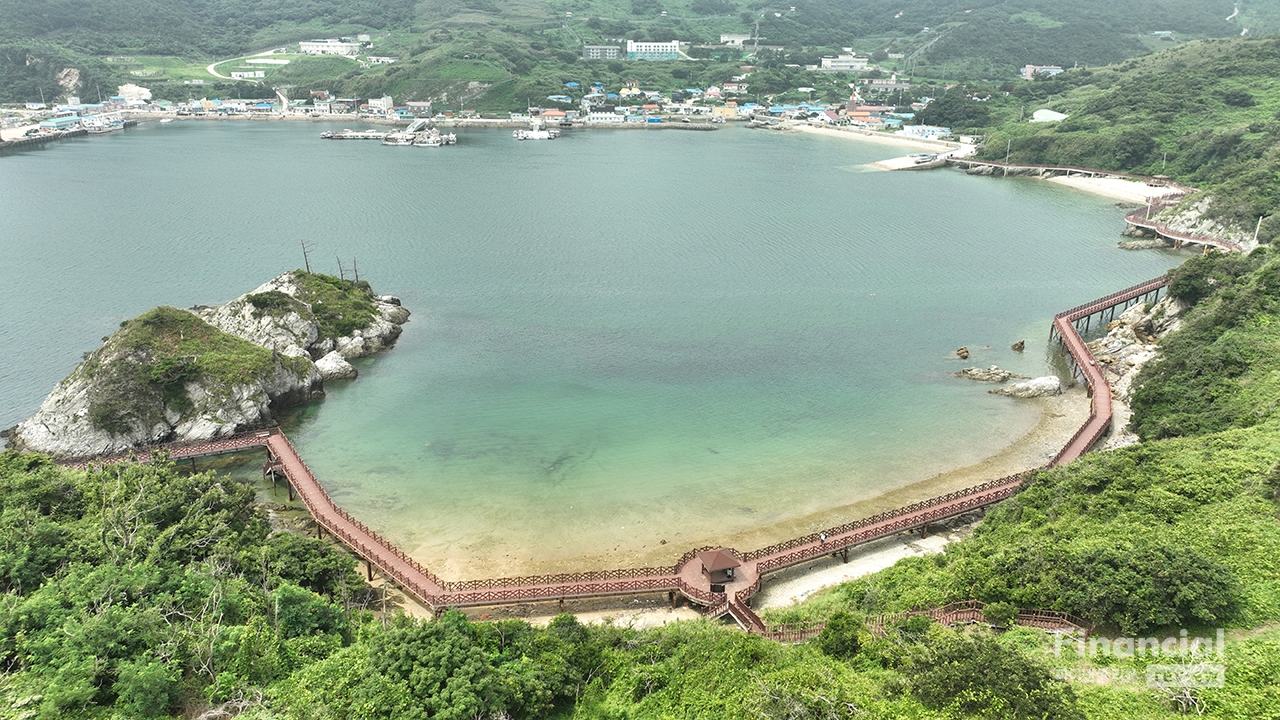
[[558, 598, 565, 613], [668, 591, 676, 608], [287, 482, 294, 501], [367, 560, 374, 581], [839, 548, 849, 563], [190, 457, 197, 471]]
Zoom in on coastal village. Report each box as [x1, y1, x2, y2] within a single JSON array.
[[1, 33, 1094, 146]]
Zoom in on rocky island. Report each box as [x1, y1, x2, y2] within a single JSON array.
[[4, 271, 408, 457]]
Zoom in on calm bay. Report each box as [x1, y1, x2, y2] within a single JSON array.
[[0, 121, 1183, 575]]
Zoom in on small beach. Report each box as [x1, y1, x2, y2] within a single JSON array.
[[790, 122, 965, 152], [1044, 175, 1183, 204]]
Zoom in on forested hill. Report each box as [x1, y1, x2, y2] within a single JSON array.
[[2, 0, 1275, 105], [742, 0, 1253, 73], [0, 0, 416, 56], [960, 35, 1280, 243]]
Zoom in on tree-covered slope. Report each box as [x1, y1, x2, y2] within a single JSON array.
[[3, 0, 1271, 106], [0, 0, 416, 56], [957, 36, 1280, 242]]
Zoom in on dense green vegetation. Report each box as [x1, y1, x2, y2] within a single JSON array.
[[1131, 249, 1280, 439], [968, 36, 1280, 240], [4, 0, 1274, 107], [4, 251, 1280, 717], [0, 451, 367, 717], [290, 270, 378, 341], [80, 306, 309, 436], [0, 0, 415, 56]]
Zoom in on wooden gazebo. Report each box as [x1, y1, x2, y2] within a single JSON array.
[[698, 548, 741, 585]]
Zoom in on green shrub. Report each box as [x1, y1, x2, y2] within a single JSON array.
[[816, 611, 863, 659], [246, 290, 307, 318], [907, 632, 1084, 720], [291, 271, 378, 341], [984, 601, 1018, 627]]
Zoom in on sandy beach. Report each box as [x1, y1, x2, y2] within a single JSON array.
[[789, 122, 965, 153], [1043, 175, 1183, 204], [367, 386, 1089, 625]]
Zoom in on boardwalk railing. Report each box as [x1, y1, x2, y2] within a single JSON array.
[[945, 157, 1196, 192], [864, 600, 1091, 638], [55, 252, 1246, 637], [1124, 200, 1245, 253], [742, 474, 1023, 566]]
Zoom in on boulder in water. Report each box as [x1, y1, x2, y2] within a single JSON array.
[[316, 351, 358, 381], [990, 376, 1062, 398], [956, 365, 1027, 382]]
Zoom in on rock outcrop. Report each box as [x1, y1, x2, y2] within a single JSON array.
[[990, 376, 1062, 398], [956, 366, 1028, 383], [1152, 196, 1257, 251], [316, 351, 358, 381], [198, 271, 409, 362], [7, 307, 322, 457], [7, 272, 410, 457], [1090, 296, 1188, 449]]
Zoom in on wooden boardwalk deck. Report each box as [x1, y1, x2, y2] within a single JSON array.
[[945, 157, 1194, 191], [1124, 201, 1245, 253], [57, 270, 1219, 638]]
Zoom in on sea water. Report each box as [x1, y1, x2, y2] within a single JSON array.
[[0, 122, 1183, 574]]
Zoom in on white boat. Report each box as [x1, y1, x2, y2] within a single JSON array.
[[83, 113, 125, 134], [159, 118, 174, 124], [322, 129, 387, 140], [382, 131, 415, 146], [513, 118, 559, 141], [410, 127, 457, 147]]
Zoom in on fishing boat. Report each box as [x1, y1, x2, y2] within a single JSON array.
[[322, 129, 388, 140], [382, 131, 415, 146], [82, 113, 125, 134], [513, 118, 559, 140]]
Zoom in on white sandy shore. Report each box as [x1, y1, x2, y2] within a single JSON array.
[[789, 122, 962, 152], [752, 524, 971, 610], [1043, 175, 1183, 204], [362, 388, 1087, 629]]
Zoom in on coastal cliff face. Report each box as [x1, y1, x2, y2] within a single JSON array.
[[6, 272, 410, 457], [6, 307, 322, 457], [1090, 296, 1188, 449], [1153, 196, 1257, 251]]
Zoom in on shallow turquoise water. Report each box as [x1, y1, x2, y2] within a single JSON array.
[[0, 122, 1184, 573]]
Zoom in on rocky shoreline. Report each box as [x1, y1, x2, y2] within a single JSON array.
[[1089, 296, 1187, 449], [3, 271, 409, 457]]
